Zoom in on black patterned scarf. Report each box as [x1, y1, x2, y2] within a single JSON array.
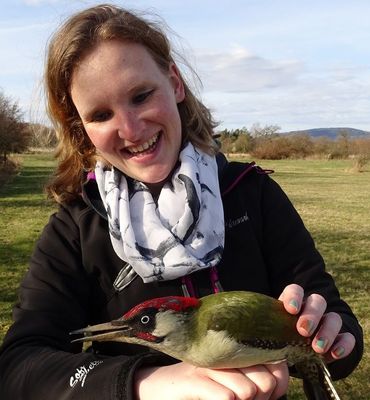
[[95, 143, 224, 283]]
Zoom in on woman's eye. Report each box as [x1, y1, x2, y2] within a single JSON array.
[[91, 110, 113, 122], [133, 90, 154, 105]]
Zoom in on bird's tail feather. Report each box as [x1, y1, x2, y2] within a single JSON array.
[[321, 361, 341, 400], [297, 359, 341, 400]]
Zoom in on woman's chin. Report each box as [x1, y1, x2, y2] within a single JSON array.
[[143, 173, 168, 185], [140, 170, 173, 193]]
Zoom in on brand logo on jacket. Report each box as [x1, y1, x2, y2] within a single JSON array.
[[225, 212, 249, 229], [69, 360, 103, 388]]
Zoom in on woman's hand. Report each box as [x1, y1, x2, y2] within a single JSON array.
[[134, 361, 289, 400], [279, 284, 356, 362]]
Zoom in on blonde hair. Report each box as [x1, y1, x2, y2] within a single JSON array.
[[45, 4, 218, 203]]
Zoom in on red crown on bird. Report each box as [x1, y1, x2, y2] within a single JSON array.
[[123, 296, 200, 320]]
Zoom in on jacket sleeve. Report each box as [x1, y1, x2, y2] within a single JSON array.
[[258, 174, 363, 380], [0, 204, 172, 400]]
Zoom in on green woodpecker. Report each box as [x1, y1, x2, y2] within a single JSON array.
[[71, 291, 341, 400]]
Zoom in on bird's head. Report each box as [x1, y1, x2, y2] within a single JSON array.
[[71, 296, 200, 346]]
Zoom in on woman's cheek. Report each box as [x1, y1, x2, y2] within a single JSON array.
[[85, 128, 108, 151]]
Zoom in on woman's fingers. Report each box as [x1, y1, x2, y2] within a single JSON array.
[[239, 362, 289, 400], [238, 365, 276, 400], [296, 293, 327, 337], [311, 311, 342, 353], [205, 368, 258, 399], [325, 332, 356, 363], [278, 284, 356, 362], [279, 284, 304, 314], [264, 362, 290, 400], [201, 362, 289, 400]]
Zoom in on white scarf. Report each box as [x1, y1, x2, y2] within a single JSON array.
[[95, 143, 224, 283]]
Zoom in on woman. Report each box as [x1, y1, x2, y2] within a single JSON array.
[[0, 5, 363, 400]]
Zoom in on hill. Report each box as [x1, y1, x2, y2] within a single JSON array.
[[283, 127, 370, 139]]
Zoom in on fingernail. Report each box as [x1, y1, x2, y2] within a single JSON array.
[[316, 337, 328, 351], [333, 346, 345, 358], [300, 319, 315, 335], [289, 299, 299, 311]]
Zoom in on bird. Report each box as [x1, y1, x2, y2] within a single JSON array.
[[71, 290, 341, 400]]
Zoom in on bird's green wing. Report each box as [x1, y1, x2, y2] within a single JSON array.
[[197, 291, 308, 348]]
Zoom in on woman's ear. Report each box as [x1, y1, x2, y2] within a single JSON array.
[[168, 62, 185, 103]]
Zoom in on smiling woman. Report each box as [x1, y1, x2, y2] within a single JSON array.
[[0, 4, 363, 400], [44, 6, 218, 204], [70, 40, 185, 188]]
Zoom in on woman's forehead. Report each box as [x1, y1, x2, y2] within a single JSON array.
[[73, 40, 166, 81]]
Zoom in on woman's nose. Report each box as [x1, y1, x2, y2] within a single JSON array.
[[116, 110, 143, 142]]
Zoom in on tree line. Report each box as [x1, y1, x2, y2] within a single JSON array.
[[216, 123, 370, 162]]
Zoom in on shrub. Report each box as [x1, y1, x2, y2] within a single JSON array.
[[251, 136, 292, 159], [0, 91, 29, 163]]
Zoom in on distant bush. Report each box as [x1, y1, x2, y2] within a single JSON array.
[[353, 137, 370, 157], [251, 136, 291, 159], [0, 91, 30, 163], [312, 136, 332, 156], [233, 133, 253, 153], [220, 136, 234, 154], [219, 127, 253, 154], [288, 134, 314, 158], [250, 134, 314, 160]]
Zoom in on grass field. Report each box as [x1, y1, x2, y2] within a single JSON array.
[[0, 153, 369, 399], [0, 153, 57, 338]]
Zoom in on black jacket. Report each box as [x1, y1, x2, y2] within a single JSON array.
[[0, 159, 363, 399]]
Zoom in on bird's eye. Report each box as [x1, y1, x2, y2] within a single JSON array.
[[141, 315, 150, 324]]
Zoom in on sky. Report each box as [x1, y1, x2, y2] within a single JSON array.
[[1, 0, 370, 132]]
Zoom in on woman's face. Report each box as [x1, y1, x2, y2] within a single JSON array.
[[71, 40, 185, 186]]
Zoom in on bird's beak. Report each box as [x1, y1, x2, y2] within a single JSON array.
[[70, 319, 132, 343]]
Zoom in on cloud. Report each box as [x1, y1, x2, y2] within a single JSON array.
[[202, 61, 370, 131], [194, 46, 302, 93]]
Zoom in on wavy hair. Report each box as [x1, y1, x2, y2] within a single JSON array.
[[45, 4, 218, 203]]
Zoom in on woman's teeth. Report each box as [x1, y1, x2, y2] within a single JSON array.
[[128, 133, 159, 155]]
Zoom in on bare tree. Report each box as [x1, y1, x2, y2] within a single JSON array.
[[0, 91, 29, 163], [28, 123, 57, 149], [250, 123, 281, 138]]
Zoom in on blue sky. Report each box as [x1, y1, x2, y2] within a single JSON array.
[[1, 0, 369, 131]]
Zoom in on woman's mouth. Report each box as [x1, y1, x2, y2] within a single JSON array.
[[126, 132, 161, 157]]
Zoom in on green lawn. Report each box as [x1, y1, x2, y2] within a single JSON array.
[[0, 153, 369, 399], [0, 153, 57, 336]]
